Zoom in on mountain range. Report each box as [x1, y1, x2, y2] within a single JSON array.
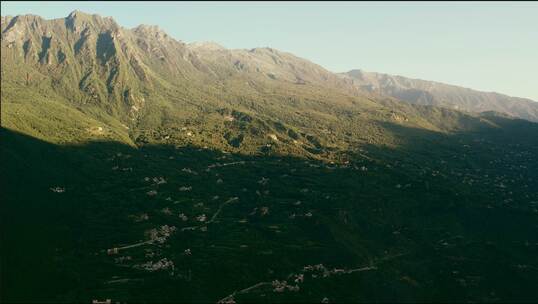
[[1, 11, 537, 303], [2, 10, 537, 149], [342, 69, 538, 122]]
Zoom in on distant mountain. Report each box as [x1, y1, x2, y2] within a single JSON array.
[[342, 69, 538, 122]]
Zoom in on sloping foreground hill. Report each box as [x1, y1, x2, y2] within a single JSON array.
[[342, 69, 538, 122]]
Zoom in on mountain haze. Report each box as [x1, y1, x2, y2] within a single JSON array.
[[342, 69, 538, 122]]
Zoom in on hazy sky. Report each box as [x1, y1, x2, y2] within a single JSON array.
[[2, 1, 537, 100]]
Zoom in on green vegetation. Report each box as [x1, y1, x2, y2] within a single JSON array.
[[1, 11, 538, 303], [2, 124, 537, 303]]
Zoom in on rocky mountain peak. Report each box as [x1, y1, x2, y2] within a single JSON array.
[[64, 10, 119, 33], [133, 24, 169, 41], [66, 10, 90, 20], [187, 41, 226, 51]]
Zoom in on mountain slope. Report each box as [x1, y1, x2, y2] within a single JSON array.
[[2, 11, 538, 303], [3, 11, 535, 155], [342, 69, 538, 122]]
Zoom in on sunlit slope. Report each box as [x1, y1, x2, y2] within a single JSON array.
[[343, 69, 538, 122], [3, 11, 537, 158]]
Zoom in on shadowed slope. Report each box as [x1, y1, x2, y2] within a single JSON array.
[[2, 126, 537, 303]]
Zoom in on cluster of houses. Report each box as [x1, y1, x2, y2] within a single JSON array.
[[272, 279, 300, 293], [135, 258, 175, 273], [140, 225, 177, 245], [144, 176, 167, 185], [49, 186, 65, 193]]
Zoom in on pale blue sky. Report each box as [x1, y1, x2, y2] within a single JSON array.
[[2, 1, 537, 100]]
